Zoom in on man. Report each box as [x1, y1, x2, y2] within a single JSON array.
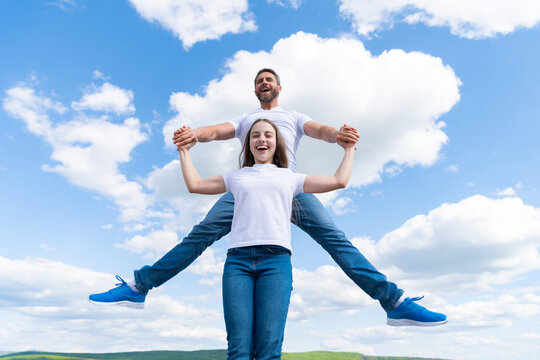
[[90, 68, 447, 326]]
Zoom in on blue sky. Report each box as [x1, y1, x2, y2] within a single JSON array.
[[1, 0, 540, 359]]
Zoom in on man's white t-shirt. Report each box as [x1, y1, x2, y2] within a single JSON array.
[[222, 164, 306, 252], [228, 107, 312, 172]]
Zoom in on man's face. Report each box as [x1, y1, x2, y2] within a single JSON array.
[[254, 72, 281, 103]]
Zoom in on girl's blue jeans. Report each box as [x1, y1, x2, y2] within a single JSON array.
[[222, 245, 292, 360], [134, 192, 403, 312]]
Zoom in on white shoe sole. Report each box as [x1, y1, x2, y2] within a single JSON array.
[[387, 318, 448, 326], [88, 298, 144, 309]]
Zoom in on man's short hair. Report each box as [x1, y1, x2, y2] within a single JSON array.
[[254, 68, 281, 87]]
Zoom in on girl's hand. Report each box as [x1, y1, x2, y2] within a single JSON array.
[[337, 124, 359, 150], [174, 125, 198, 151]]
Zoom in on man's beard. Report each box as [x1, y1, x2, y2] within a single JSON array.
[[257, 88, 279, 103]]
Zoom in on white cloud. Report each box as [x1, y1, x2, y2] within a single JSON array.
[[496, 186, 517, 197], [328, 196, 354, 215], [339, 0, 540, 39], [72, 82, 135, 115], [3, 85, 152, 222], [284, 195, 540, 320], [144, 158, 229, 226], [353, 195, 540, 293], [187, 247, 225, 276], [116, 230, 225, 282], [39, 244, 55, 252], [445, 164, 459, 173], [3, 87, 66, 137], [127, 0, 257, 49], [310, 325, 410, 353], [446, 294, 540, 328], [496, 182, 522, 197], [523, 332, 540, 339], [93, 70, 110, 81], [268, 0, 301, 9], [47, 0, 76, 11], [160, 31, 460, 202], [289, 265, 373, 320], [0, 255, 225, 352], [115, 230, 179, 260]]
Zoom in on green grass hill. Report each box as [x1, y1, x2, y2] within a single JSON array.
[[0, 350, 448, 360]]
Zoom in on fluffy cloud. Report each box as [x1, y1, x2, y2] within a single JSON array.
[[339, 0, 540, 39], [72, 82, 135, 115], [144, 158, 232, 232], [496, 186, 517, 197], [161, 31, 460, 200], [289, 265, 373, 320], [127, 0, 257, 49], [115, 230, 179, 259], [302, 292, 540, 358], [116, 229, 226, 284], [446, 294, 540, 328], [283, 195, 540, 323], [352, 195, 540, 293], [3, 85, 151, 221], [3, 87, 66, 137], [496, 182, 521, 197], [0, 255, 225, 352]]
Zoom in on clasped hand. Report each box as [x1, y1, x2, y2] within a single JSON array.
[[173, 125, 197, 151], [337, 124, 359, 150]]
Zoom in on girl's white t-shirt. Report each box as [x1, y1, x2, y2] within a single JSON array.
[[222, 164, 306, 252]]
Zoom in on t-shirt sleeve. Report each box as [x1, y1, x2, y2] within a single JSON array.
[[294, 111, 313, 136], [222, 171, 234, 192], [293, 172, 307, 196], [228, 114, 243, 139]]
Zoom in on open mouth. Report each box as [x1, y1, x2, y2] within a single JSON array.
[[257, 145, 268, 151]]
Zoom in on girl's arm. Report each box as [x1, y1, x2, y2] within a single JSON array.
[[303, 143, 355, 194], [179, 147, 226, 195]]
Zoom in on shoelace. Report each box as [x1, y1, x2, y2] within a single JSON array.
[[405, 296, 426, 308], [114, 275, 127, 287]]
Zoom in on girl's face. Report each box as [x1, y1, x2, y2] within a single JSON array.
[[249, 121, 277, 165]]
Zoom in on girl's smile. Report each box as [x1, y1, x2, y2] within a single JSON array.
[[249, 121, 277, 164]]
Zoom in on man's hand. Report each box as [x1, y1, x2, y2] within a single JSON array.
[[337, 124, 359, 150], [173, 125, 198, 151]]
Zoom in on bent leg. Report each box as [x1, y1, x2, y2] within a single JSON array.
[[134, 192, 235, 294], [292, 193, 403, 312]]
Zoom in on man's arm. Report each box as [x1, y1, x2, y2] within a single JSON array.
[[303, 121, 359, 145], [173, 122, 235, 149]]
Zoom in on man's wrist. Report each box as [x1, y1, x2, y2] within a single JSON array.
[[331, 128, 340, 143]]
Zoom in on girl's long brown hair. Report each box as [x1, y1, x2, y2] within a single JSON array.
[[239, 119, 289, 168]]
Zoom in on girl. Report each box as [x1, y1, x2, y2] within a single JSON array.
[[179, 119, 354, 360]]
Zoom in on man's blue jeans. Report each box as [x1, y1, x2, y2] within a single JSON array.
[[222, 245, 292, 360], [134, 192, 403, 312]]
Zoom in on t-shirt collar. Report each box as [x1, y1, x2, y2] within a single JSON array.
[[257, 106, 282, 111], [253, 163, 277, 169]]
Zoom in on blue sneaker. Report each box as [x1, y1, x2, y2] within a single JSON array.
[[387, 296, 447, 326], [88, 275, 145, 309]]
